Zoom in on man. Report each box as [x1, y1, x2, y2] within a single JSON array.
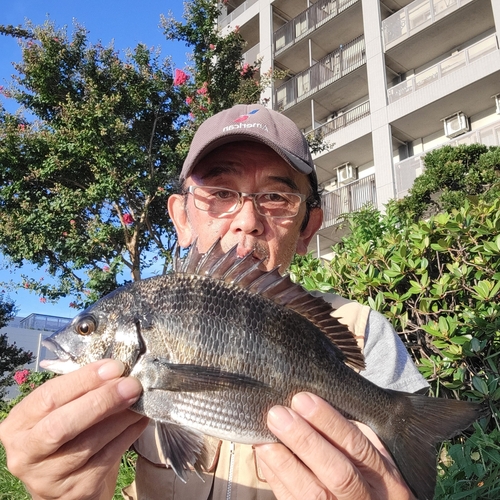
[[0, 104, 427, 500]]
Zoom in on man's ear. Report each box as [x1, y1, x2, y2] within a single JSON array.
[[167, 194, 194, 248], [296, 207, 323, 255]]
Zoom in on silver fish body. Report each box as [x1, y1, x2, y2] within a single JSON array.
[[42, 241, 487, 500]]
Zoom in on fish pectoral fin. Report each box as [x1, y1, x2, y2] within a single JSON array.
[[150, 358, 271, 392], [154, 420, 208, 482]]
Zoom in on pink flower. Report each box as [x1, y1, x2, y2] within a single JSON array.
[[196, 83, 208, 96], [186, 96, 193, 105], [209, 44, 216, 50], [40, 297, 47, 303], [102, 265, 110, 272], [173, 69, 189, 86], [14, 369, 30, 385], [70, 219, 76, 225], [123, 213, 134, 225]]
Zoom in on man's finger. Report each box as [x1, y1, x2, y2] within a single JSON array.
[[6, 360, 126, 428]]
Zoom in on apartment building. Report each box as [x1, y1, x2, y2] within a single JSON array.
[[219, 0, 500, 258]]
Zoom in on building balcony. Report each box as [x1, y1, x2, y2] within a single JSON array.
[[383, 0, 494, 74], [274, 0, 359, 55], [388, 34, 498, 104], [394, 117, 500, 198], [321, 174, 377, 229], [383, 0, 474, 49], [273, 36, 366, 128], [243, 43, 260, 64], [312, 101, 370, 141], [218, 0, 259, 28]]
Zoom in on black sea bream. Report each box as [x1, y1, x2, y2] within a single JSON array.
[[41, 240, 487, 500]]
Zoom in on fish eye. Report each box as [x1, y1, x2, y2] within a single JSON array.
[[76, 316, 97, 336]]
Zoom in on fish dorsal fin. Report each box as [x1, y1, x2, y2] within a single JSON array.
[[178, 239, 365, 371]]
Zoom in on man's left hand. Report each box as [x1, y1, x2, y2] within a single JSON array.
[[255, 392, 415, 500]]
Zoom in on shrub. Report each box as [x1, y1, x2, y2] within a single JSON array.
[[291, 198, 500, 498]]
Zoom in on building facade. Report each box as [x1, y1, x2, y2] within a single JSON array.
[[1, 313, 70, 398], [219, 0, 500, 258]]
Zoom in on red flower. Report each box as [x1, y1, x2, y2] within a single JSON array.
[[173, 69, 189, 86], [196, 83, 208, 96], [14, 369, 30, 385], [186, 96, 193, 105], [123, 213, 134, 225]]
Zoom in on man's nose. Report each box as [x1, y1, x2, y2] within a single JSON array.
[[230, 195, 264, 234]]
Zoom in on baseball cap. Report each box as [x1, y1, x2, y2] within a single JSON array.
[[180, 104, 314, 180]]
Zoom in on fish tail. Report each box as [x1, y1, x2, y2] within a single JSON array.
[[376, 391, 488, 500]]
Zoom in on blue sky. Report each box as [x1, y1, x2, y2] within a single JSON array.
[[0, 0, 187, 318]]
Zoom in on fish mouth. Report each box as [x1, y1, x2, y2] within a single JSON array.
[[40, 338, 81, 374]]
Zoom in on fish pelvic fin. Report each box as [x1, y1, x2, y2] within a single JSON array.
[[377, 392, 488, 500], [154, 420, 209, 482]]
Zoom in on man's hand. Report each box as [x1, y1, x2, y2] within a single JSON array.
[[255, 392, 414, 500], [0, 360, 148, 500]]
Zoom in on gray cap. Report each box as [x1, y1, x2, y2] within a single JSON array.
[[180, 104, 314, 180]]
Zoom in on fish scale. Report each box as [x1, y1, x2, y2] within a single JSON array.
[[41, 239, 488, 500]]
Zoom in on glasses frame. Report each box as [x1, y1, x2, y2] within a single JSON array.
[[184, 185, 307, 218]]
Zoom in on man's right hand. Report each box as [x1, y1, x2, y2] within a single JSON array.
[[0, 359, 148, 500]]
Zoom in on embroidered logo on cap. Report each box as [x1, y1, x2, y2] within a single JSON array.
[[223, 109, 268, 133], [233, 109, 259, 123]]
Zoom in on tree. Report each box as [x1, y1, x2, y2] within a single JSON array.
[[392, 144, 500, 221], [0, 20, 189, 307], [0, 296, 34, 398], [0, 1, 272, 308]]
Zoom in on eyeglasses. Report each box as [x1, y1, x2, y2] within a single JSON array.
[[185, 186, 306, 218]]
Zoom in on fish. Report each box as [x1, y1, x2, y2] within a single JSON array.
[[40, 239, 488, 500]]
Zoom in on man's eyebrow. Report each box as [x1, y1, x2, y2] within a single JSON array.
[[200, 166, 301, 192], [199, 164, 238, 181], [268, 176, 300, 192]]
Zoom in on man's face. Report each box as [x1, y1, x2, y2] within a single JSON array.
[[168, 141, 322, 272]]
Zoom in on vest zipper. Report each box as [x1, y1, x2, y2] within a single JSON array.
[[226, 441, 236, 500]]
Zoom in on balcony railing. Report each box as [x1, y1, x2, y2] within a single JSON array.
[[383, 0, 474, 48], [274, 36, 366, 112], [394, 118, 500, 198], [274, 0, 359, 55], [312, 101, 370, 140], [321, 174, 376, 228], [219, 0, 258, 28], [243, 43, 260, 64], [387, 35, 499, 104]]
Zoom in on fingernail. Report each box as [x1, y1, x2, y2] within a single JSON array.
[[98, 360, 125, 380], [268, 406, 294, 431], [291, 393, 316, 417], [117, 377, 143, 402]]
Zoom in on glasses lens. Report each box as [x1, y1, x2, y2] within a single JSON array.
[[191, 187, 240, 213], [255, 192, 303, 217]]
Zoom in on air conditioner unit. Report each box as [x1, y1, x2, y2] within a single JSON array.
[[443, 112, 470, 139], [336, 163, 357, 184]]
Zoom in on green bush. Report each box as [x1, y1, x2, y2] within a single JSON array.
[[291, 198, 500, 498]]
